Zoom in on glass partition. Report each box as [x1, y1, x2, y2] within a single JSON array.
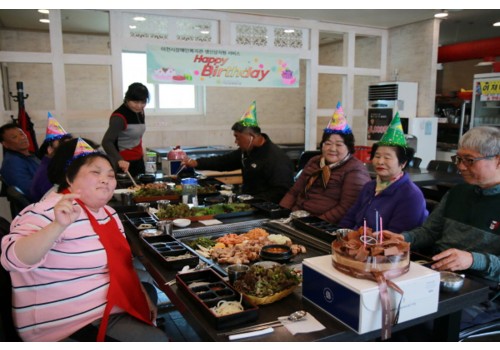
[[318, 31, 345, 66], [64, 64, 112, 110], [62, 10, 110, 55], [355, 35, 381, 69]]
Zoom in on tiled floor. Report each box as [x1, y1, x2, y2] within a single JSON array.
[[155, 287, 202, 342]]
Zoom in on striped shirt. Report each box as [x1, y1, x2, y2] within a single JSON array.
[[0, 192, 125, 341]]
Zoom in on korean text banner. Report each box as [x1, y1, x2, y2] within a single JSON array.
[[147, 45, 299, 88]]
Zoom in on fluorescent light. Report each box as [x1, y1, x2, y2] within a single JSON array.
[[129, 25, 137, 29], [434, 11, 448, 19], [200, 30, 210, 35], [476, 61, 494, 66], [133, 16, 146, 22], [284, 29, 295, 33], [494, 22, 500, 27], [38, 9, 49, 14], [39, 18, 50, 24]]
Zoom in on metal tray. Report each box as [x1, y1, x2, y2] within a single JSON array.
[[175, 221, 330, 277], [176, 268, 259, 330]]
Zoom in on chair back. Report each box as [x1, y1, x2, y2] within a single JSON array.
[[408, 157, 422, 169], [0, 216, 22, 341], [427, 160, 457, 173], [297, 150, 321, 171], [6, 186, 31, 219]]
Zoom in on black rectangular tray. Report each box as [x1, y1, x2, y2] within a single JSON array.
[[214, 209, 257, 220], [124, 211, 158, 230], [142, 235, 199, 270], [251, 202, 291, 219], [176, 269, 259, 330], [291, 216, 340, 243]]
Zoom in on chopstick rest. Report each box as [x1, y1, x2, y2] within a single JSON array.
[[228, 327, 274, 340]]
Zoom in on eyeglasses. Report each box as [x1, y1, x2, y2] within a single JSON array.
[[451, 154, 497, 167]]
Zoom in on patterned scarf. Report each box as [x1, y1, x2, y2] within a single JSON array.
[[375, 172, 404, 196], [305, 154, 352, 193]]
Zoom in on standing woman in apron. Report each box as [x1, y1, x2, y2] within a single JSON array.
[[102, 82, 149, 177]]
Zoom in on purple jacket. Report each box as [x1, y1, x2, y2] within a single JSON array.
[[338, 172, 428, 232]]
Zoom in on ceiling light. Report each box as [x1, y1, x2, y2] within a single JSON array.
[[284, 29, 295, 34], [39, 18, 50, 24], [434, 10, 448, 19], [133, 16, 146, 22], [38, 9, 49, 14], [129, 25, 137, 29], [494, 22, 500, 27], [200, 30, 210, 35]]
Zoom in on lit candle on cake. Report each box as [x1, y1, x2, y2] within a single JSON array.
[[363, 218, 367, 248], [379, 216, 383, 244]]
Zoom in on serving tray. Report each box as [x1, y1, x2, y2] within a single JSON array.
[[251, 202, 291, 219], [142, 235, 199, 270], [176, 269, 258, 330], [124, 211, 158, 230], [291, 216, 340, 243]]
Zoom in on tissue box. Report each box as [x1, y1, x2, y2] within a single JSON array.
[[302, 255, 439, 334]]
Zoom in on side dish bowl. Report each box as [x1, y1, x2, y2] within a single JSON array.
[[260, 244, 293, 262]]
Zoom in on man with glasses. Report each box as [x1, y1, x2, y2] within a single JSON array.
[[387, 126, 500, 333]]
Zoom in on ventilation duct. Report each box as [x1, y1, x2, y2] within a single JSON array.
[[438, 37, 500, 63]]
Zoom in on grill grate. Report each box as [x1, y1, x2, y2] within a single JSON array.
[[172, 218, 270, 239]]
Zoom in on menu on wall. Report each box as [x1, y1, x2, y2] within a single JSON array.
[[367, 108, 393, 141]]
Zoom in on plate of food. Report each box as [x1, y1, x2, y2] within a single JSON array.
[[232, 264, 302, 305]]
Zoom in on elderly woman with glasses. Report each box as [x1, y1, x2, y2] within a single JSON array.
[[385, 126, 500, 329]]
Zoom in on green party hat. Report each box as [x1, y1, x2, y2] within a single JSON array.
[[239, 101, 259, 127], [378, 112, 407, 147]]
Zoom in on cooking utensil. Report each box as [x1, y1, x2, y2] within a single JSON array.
[[174, 164, 186, 176], [218, 310, 307, 336], [126, 170, 138, 187]]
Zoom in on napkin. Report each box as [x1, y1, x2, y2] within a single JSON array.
[[228, 327, 274, 340], [199, 219, 223, 226], [278, 312, 325, 335]]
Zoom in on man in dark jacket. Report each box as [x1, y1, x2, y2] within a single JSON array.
[[182, 102, 294, 203]]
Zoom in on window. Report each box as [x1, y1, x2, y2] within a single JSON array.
[[121, 52, 203, 114]]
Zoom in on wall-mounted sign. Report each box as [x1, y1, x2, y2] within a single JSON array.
[[479, 80, 500, 101], [367, 108, 393, 141], [147, 45, 299, 88]]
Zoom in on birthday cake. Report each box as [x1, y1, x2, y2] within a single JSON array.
[[331, 227, 410, 277], [281, 69, 296, 85]]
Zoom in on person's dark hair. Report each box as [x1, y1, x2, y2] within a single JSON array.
[[320, 131, 356, 155], [36, 134, 73, 159], [48, 138, 101, 187], [59, 153, 114, 192], [370, 143, 415, 169], [0, 123, 20, 143], [231, 122, 261, 135], [124, 82, 149, 103]]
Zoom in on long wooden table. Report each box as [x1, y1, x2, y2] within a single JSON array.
[[122, 216, 489, 342]]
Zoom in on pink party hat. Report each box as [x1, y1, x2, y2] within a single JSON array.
[[45, 112, 70, 141], [72, 137, 97, 159], [324, 102, 352, 134]]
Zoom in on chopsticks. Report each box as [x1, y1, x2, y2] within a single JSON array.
[[126, 170, 138, 187], [174, 164, 186, 176], [218, 320, 283, 336]]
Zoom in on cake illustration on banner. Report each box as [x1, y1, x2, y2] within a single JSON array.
[[281, 68, 296, 85], [152, 67, 186, 81]]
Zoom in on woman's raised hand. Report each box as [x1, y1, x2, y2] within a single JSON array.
[[54, 193, 82, 227]]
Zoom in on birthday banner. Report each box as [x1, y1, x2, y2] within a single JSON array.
[[147, 45, 299, 88]]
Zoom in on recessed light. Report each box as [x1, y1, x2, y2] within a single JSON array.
[[434, 11, 448, 19], [39, 19, 50, 24], [284, 29, 295, 34], [494, 22, 500, 27], [200, 30, 210, 35], [129, 25, 137, 29], [38, 9, 49, 14], [133, 16, 146, 22]]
